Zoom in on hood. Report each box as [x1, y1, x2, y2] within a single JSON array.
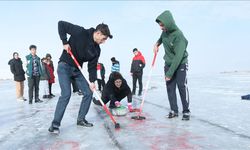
[[133, 51, 145, 64], [133, 51, 142, 59], [156, 10, 178, 32], [8, 59, 14, 65]]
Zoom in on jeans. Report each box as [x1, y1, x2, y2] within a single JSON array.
[[52, 62, 93, 127]]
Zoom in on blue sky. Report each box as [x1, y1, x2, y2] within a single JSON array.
[[1, 1, 250, 79]]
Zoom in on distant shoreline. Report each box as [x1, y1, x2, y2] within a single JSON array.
[[220, 70, 250, 74]]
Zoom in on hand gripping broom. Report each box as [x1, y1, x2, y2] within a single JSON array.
[[68, 48, 120, 128]]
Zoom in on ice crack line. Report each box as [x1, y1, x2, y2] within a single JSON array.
[[94, 106, 123, 150]]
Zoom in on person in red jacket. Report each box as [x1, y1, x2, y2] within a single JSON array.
[[96, 62, 105, 92], [130, 48, 146, 96], [46, 54, 55, 98]]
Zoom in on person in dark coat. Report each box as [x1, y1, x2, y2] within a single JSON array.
[[8, 52, 27, 101], [49, 20, 112, 133], [93, 72, 134, 112]]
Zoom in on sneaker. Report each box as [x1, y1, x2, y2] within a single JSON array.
[[17, 97, 27, 101], [29, 101, 32, 104], [92, 97, 101, 106], [182, 112, 190, 121], [35, 99, 43, 103], [167, 111, 178, 118], [48, 125, 60, 134], [77, 119, 93, 127], [138, 93, 142, 96]]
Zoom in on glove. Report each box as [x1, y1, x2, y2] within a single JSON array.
[[115, 101, 121, 107], [127, 103, 133, 112]]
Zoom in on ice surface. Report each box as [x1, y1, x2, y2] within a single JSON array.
[[0, 73, 250, 150]]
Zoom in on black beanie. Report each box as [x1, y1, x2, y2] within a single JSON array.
[[111, 57, 116, 62], [133, 48, 138, 52]]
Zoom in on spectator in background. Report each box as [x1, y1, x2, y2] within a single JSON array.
[[130, 48, 146, 96], [8, 52, 27, 101], [111, 57, 120, 72], [26, 45, 43, 104], [41, 58, 51, 99], [46, 53, 55, 97], [96, 62, 106, 92]]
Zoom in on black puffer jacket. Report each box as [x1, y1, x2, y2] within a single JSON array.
[[102, 72, 132, 103], [8, 58, 25, 81]]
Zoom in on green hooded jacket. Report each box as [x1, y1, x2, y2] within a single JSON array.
[[156, 10, 188, 78]]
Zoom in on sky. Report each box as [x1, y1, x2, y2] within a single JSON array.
[[1, 1, 250, 79]]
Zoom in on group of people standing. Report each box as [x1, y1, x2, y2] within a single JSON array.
[[8, 10, 191, 133], [8, 45, 55, 104]]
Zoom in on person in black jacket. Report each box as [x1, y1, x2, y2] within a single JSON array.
[[93, 72, 134, 112], [130, 48, 146, 96], [49, 20, 112, 133], [8, 52, 27, 101], [96, 62, 106, 92]]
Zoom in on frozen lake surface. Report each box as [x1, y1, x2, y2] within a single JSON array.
[[0, 73, 250, 150]]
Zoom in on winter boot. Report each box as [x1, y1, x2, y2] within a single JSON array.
[[48, 125, 60, 134], [167, 110, 178, 119], [182, 112, 190, 121], [77, 119, 93, 127], [35, 99, 43, 103]]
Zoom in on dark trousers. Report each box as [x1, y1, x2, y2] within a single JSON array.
[[132, 72, 143, 94], [49, 83, 52, 95], [97, 78, 105, 91], [165, 63, 190, 113], [28, 76, 40, 102], [71, 77, 79, 92]]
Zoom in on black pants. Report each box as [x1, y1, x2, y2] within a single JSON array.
[[49, 83, 52, 95], [132, 72, 143, 94], [97, 78, 105, 91], [165, 63, 190, 113], [28, 76, 40, 102], [71, 77, 79, 92]]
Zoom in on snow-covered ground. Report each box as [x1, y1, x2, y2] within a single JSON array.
[[0, 72, 250, 150]]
